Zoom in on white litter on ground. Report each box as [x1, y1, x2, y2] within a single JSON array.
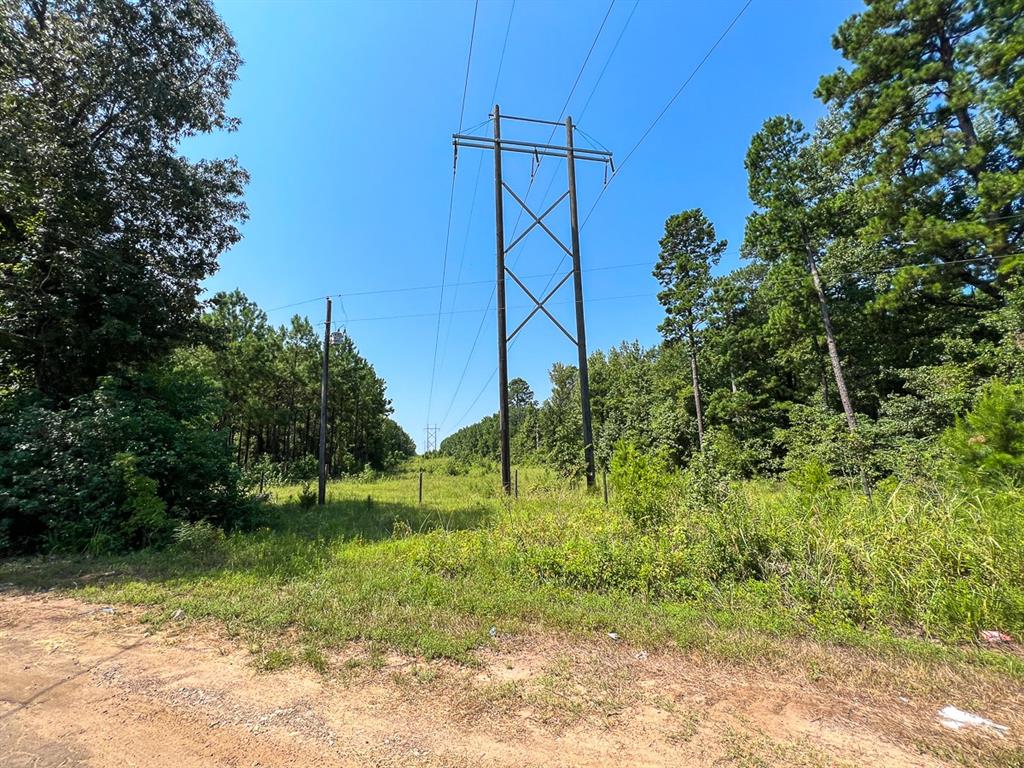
[[937, 706, 1009, 736]]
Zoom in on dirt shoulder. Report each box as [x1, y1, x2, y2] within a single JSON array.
[[0, 592, 1020, 767]]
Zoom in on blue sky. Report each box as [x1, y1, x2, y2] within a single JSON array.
[[192, 0, 862, 451]]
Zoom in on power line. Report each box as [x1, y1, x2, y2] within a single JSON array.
[[576, 0, 639, 122], [328, 290, 653, 326], [436, 3, 616, 428], [436, 0, 517, 380], [266, 250, 1016, 317], [554, 0, 616, 125], [531, 0, 754, 306], [582, 0, 754, 229], [425, 0, 480, 431], [264, 259, 663, 315], [493, 0, 637, 313]]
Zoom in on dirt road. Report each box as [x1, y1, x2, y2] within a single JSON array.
[[1, 592, 1018, 767]]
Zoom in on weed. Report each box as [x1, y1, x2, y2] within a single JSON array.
[[2, 463, 1021, 682]]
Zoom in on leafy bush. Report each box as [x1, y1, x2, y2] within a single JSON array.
[[296, 482, 317, 509], [609, 441, 675, 529], [943, 381, 1024, 485], [0, 368, 248, 554], [242, 455, 283, 493], [286, 455, 319, 483], [171, 519, 227, 561]]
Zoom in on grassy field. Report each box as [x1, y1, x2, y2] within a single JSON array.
[[2, 459, 1022, 681]]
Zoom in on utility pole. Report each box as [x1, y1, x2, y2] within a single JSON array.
[[453, 106, 613, 493], [493, 105, 512, 494], [566, 115, 595, 487], [318, 297, 331, 506]]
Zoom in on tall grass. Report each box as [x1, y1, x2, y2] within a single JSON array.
[[2, 458, 1020, 667]]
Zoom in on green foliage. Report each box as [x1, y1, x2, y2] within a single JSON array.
[[297, 482, 317, 510], [288, 456, 319, 484], [817, 0, 1023, 300], [113, 453, 169, 550], [944, 382, 1024, 485], [610, 442, 674, 529], [0, 368, 248, 554], [0, 0, 247, 399], [198, 292, 413, 476], [170, 519, 227, 566], [653, 208, 725, 346], [12, 467, 1020, 664]]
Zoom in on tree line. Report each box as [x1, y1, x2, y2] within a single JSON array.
[[0, 1, 412, 554], [440, 0, 1023, 482], [197, 290, 414, 478]]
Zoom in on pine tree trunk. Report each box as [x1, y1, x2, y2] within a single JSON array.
[[805, 247, 856, 431], [688, 325, 705, 452], [806, 246, 871, 497], [810, 334, 830, 409]]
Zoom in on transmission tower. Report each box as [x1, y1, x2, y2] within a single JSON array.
[[453, 105, 613, 493], [424, 425, 439, 454]]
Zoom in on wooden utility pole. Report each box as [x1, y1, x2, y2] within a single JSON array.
[[453, 106, 613, 494], [318, 297, 331, 505], [493, 105, 512, 494], [566, 115, 595, 486]]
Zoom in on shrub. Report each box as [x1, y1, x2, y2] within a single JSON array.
[[609, 441, 675, 529], [297, 482, 317, 509], [171, 519, 227, 556], [286, 455, 319, 483], [943, 381, 1024, 485], [0, 368, 247, 554], [112, 453, 170, 550]]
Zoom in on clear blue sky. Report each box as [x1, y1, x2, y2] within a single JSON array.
[[191, 0, 862, 452]]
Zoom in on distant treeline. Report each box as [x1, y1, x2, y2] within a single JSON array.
[[440, 0, 1023, 482], [200, 290, 415, 477]]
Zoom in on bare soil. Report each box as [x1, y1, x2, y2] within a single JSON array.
[[1, 592, 1021, 767]]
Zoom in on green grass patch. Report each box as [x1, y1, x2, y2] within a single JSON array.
[[1, 462, 1021, 678]]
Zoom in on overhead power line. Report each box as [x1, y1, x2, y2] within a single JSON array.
[[453, 0, 753, 435], [436, 0, 517, 382], [425, 0, 480, 430], [288, 251, 1015, 320], [265, 259, 661, 315], [576, 0, 639, 121], [582, 0, 755, 229], [436, 1, 618, 429], [532, 0, 754, 305]]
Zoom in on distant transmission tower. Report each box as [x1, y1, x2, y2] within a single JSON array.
[[424, 425, 439, 454]]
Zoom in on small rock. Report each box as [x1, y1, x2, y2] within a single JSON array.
[[488, 626, 497, 638], [99, 606, 115, 614], [608, 632, 619, 641], [635, 650, 648, 660], [171, 609, 185, 621]]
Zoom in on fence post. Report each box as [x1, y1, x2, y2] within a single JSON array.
[[514, 468, 519, 499], [602, 468, 608, 504], [418, 468, 423, 505]]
